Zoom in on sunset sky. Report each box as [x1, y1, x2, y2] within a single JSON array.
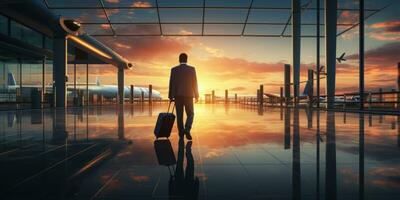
[[50, 0, 400, 98]]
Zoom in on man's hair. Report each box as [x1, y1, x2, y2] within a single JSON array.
[[179, 53, 188, 63]]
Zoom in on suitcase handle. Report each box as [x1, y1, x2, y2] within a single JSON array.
[[167, 101, 175, 114]]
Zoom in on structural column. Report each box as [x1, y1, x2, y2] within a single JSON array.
[[292, 0, 301, 106], [280, 87, 283, 107], [149, 84, 153, 104], [54, 36, 68, 107], [259, 84, 264, 107], [325, 0, 338, 109], [212, 90, 215, 104], [316, 0, 321, 108], [130, 85, 134, 104], [359, 0, 365, 110], [397, 63, 400, 109], [225, 89, 228, 104], [117, 67, 124, 105], [284, 64, 291, 106], [308, 69, 314, 107]]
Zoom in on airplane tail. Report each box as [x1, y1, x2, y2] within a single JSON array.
[[95, 77, 100, 86], [7, 72, 16, 86], [302, 80, 310, 96]]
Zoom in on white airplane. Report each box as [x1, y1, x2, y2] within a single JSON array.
[[1, 72, 162, 101]]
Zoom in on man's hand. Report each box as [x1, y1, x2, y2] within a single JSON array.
[[195, 98, 199, 103], [169, 98, 174, 102]]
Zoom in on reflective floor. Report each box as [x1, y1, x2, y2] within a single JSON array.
[[0, 104, 400, 199]]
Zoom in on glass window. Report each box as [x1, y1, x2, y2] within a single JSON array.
[[10, 20, 43, 48], [21, 60, 43, 102], [2, 60, 20, 103], [45, 59, 53, 94], [0, 15, 8, 35], [0, 61, 5, 87]]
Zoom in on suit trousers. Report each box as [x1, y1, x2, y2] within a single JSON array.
[[175, 97, 194, 134]]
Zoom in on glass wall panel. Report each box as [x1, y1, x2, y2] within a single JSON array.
[[44, 60, 53, 105], [10, 20, 43, 48], [0, 61, 5, 88], [21, 60, 42, 102], [3, 60, 20, 103], [67, 64, 75, 106], [0, 15, 8, 34], [76, 64, 88, 104], [0, 61, 6, 102]]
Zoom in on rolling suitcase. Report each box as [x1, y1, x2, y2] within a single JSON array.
[[154, 101, 175, 138]]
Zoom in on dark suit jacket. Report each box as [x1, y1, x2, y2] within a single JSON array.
[[169, 64, 199, 99]]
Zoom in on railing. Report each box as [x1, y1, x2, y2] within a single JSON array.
[[230, 89, 400, 112]]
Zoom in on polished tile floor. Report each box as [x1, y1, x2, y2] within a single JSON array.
[[0, 104, 399, 199]]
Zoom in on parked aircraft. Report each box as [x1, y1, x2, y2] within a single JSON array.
[[1, 72, 162, 101]]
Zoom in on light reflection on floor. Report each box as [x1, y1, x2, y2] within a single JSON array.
[[0, 104, 400, 199]]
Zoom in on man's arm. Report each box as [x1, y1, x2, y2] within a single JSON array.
[[168, 68, 175, 100], [193, 68, 199, 101]]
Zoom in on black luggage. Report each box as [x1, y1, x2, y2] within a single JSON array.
[[154, 101, 175, 138], [154, 139, 176, 166]]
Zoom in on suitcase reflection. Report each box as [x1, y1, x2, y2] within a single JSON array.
[[154, 139, 199, 200]]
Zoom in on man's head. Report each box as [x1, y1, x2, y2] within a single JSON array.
[[179, 53, 188, 63]]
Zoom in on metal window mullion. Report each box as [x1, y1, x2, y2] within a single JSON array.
[[202, 0, 206, 36], [99, 0, 116, 36], [241, 0, 254, 36], [336, 3, 391, 37], [281, 14, 292, 36], [155, 0, 163, 36], [359, 0, 365, 110]]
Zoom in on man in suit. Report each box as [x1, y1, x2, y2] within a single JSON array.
[[169, 53, 199, 140]]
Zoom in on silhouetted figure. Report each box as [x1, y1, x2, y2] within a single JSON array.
[[169, 139, 199, 200], [168, 53, 199, 140]]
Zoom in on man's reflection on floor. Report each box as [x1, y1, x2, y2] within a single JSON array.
[[169, 139, 199, 200]]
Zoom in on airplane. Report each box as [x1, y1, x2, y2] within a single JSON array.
[[336, 52, 346, 63], [1, 72, 162, 102]]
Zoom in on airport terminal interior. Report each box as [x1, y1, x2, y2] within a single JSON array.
[[1, 0, 400, 199]]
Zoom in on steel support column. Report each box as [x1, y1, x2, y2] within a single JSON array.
[[225, 89, 228, 104], [325, 0, 337, 109], [259, 84, 264, 107], [54, 37, 67, 107], [398, 63, 400, 109], [359, 0, 365, 110], [149, 84, 153, 104], [316, 0, 321, 108], [212, 90, 215, 104], [292, 0, 301, 106], [41, 56, 46, 104], [117, 67, 124, 105], [284, 64, 291, 106], [308, 69, 314, 107]]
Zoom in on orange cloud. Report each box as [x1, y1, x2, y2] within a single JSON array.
[[115, 42, 131, 49], [338, 11, 358, 25], [230, 87, 247, 91], [105, 0, 119, 3], [97, 36, 190, 62], [100, 24, 111, 29], [132, 1, 152, 8], [370, 20, 400, 29], [346, 42, 400, 67], [368, 20, 400, 41]]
